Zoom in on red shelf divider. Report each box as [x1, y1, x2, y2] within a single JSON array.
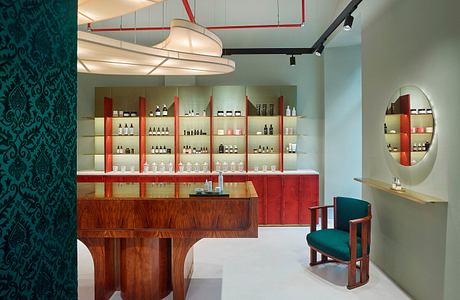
[[209, 95, 214, 172], [279, 96, 284, 172], [174, 96, 180, 172], [399, 94, 411, 166], [245, 96, 249, 172], [139, 96, 146, 172], [104, 97, 113, 173]]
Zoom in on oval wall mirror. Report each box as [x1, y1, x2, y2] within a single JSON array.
[[384, 86, 434, 166]]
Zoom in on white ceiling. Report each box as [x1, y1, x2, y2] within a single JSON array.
[[80, 0, 363, 50]]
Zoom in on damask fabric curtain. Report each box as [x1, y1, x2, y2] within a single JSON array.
[[0, 1, 77, 299]]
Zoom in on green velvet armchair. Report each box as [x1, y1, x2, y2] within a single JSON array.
[[306, 197, 372, 289]]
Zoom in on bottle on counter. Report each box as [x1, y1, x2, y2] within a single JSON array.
[[218, 171, 224, 192], [292, 107, 297, 116], [149, 111, 154, 117], [155, 105, 161, 117], [165, 127, 169, 136], [118, 124, 123, 135], [264, 124, 268, 135], [123, 124, 129, 135], [269, 124, 274, 135], [162, 104, 168, 116], [219, 144, 224, 154], [148, 127, 153, 136]]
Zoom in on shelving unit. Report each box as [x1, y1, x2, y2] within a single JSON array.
[[80, 85, 304, 174]]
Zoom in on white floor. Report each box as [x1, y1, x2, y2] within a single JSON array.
[[78, 227, 411, 300]]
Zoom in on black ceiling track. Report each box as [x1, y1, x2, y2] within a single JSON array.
[[222, 0, 363, 56]]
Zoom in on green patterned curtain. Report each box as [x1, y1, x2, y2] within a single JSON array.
[[0, 0, 77, 299]]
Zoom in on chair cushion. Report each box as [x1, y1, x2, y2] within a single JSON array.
[[336, 197, 370, 236], [306, 229, 362, 261]]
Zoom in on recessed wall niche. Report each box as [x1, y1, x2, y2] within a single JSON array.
[[384, 86, 435, 166]]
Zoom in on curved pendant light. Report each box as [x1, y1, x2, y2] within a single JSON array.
[[78, 0, 163, 25], [77, 19, 236, 76]]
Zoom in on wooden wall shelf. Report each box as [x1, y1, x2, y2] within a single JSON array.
[[354, 177, 447, 204]]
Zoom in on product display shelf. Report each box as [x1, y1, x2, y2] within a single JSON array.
[[84, 86, 305, 174]]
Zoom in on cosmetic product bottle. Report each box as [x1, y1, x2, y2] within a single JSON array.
[[234, 145, 238, 153], [269, 104, 274, 116], [149, 111, 154, 117], [264, 124, 268, 135], [155, 105, 161, 117], [269, 124, 274, 135], [125, 147, 130, 154], [202, 110, 207, 117], [292, 107, 296, 117], [123, 124, 129, 135], [168, 162, 173, 173], [238, 161, 244, 172], [150, 146, 154, 154], [256, 104, 261, 116], [384, 123, 388, 134], [286, 105, 291, 117], [118, 124, 123, 135], [162, 104, 168, 116], [218, 171, 224, 192], [131, 148, 134, 154], [148, 127, 153, 136], [258, 145, 262, 153], [165, 127, 169, 135], [129, 124, 134, 136], [161, 127, 165, 135], [262, 104, 267, 116]]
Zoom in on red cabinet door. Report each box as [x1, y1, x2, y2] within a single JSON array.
[[299, 175, 319, 224], [283, 175, 300, 224], [266, 175, 282, 225], [247, 176, 266, 225]]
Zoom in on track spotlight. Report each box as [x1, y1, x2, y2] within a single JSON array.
[[290, 55, 296, 66], [344, 15, 354, 31], [314, 45, 324, 57]]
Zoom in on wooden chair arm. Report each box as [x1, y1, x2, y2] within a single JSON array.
[[309, 205, 334, 232], [349, 216, 371, 261], [308, 205, 334, 211]]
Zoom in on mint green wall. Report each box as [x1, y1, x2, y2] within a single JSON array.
[[324, 46, 362, 204], [0, 1, 77, 298], [362, 0, 459, 299]]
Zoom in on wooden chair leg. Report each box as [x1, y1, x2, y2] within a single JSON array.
[[361, 257, 369, 284], [347, 259, 357, 289], [310, 248, 317, 265]]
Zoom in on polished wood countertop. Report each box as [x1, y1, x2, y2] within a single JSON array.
[[78, 181, 258, 200]]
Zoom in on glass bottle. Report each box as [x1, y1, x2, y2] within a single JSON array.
[[162, 104, 168, 116], [155, 105, 161, 117]]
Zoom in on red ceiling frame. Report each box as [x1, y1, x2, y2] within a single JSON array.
[[89, 0, 305, 32], [182, 0, 196, 23]]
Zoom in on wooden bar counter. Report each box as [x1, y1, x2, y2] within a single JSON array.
[[78, 181, 258, 300]]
